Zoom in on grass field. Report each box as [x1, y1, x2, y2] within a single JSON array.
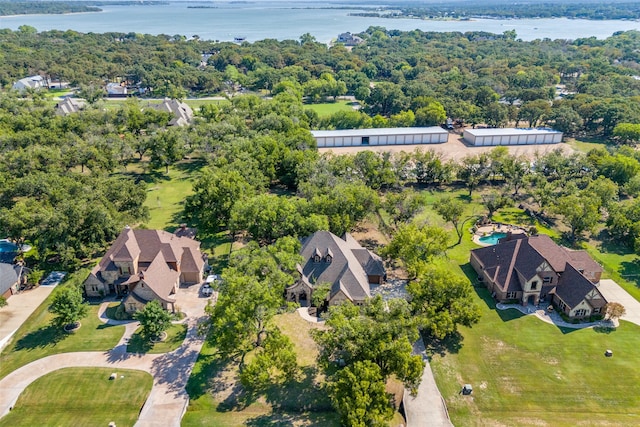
[[127, 323, 188, 354], [416, 191, 640, 426], [430, 287, 640, 426], [137, 158, 206, 230], [0, 279, 124, 380], [0, 368, 152, 427], [304, 101, 357, 117]]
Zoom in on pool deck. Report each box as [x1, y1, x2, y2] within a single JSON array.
[[473, 224, 526, 246]]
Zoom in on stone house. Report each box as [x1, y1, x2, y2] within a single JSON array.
[[84, 227, 206, 313], [470, 234, 606, 319], [151, 98, 194, 127], [286, 231, 385, 306]]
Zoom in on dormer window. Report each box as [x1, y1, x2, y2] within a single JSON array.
[[326, 254, 332, 263], [313, 247, 321, 263], [313, 255, 321, 263]]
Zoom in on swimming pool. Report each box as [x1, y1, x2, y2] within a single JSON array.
[[478, 232, 508, 245], [0, 240, 19, 252]]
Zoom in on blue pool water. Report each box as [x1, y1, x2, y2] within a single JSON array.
[[0, 241, 18, 252], [478, 232, 508, 245]]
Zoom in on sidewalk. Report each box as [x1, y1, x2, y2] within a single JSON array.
[[0, 286, 55, 351]]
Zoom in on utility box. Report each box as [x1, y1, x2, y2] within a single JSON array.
[[462, 384, 473, 395]]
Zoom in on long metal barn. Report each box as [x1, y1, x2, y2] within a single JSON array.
[[463, 128, 563, 146], [311, 127, 449, 148]]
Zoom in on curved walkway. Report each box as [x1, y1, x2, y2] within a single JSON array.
[[496, 303, 617, 329], [0, 285, 210, 426], [296, 307, 325, 324]]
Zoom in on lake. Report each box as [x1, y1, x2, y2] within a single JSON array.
[[0, 2, 638, 43]]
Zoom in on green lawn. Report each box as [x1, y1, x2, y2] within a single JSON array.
[[305, 101, 357, 117], [0, 289, 124, 380], [430, 286, 640, 426], [139, 158, 206, 230], [126, 323, 187, 354], [0, 368, 152, 427], [419, 192, 640, 426]]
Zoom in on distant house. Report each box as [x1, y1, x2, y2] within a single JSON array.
[[106, 82, 127, 97], [152, 98, 194, 126], [84, 227, 206, 313], [0, 263, 27, 300], [470, 234, 606, 319], [286, 231, 385, 306], [12, 75, 47, 92], [337, 32, 363, 46], [55, 97, 86, 116]]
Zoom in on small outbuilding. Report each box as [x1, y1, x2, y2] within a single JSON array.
[[463, 128, 562, 146], [311, 127, 448, 148]]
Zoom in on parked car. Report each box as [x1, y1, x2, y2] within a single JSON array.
[[201, 283, 213, 297]]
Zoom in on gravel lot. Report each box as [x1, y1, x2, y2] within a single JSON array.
[[318, 132, 574, 161]]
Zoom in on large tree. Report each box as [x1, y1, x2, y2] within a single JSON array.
[[313, 296, 424, 393], [329, 360, 394, 427], [383, 223, 448, 279], [434, 196, 470, 245], [50, 285, 88, 329], [134, 300, 172, 340], [407, 265, 481, 340]]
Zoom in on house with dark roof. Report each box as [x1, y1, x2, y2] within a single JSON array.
[[84, 226, 206, 313], [0, 263, 27, 300], [470, 234, 606, 319], [286, 231, 385, 306]]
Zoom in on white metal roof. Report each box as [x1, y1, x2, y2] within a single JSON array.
[[311, 126, 448, 138], [464, 127, 561, 136]]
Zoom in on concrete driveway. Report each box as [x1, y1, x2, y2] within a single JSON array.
[[0, 283, 210, 426], [403, 338, 454, 427], [0, 286, 55, 351], [598, 279, 640, 326]]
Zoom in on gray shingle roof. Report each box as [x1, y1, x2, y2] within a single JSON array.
[[299, 231, 384, 303], [0, 263, 20, 296]]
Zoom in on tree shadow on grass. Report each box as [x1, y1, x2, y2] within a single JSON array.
[[13, 325, 67, 351], [174, 158, 207, 175], [126, 333, 153, 353], [620, 261, 640, 288], [593, 325, 616, 334], [245, 411, 339, 427], [185, 351, 235, 401], [425, 331, 464, 357]]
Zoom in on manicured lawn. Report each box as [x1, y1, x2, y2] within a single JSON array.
[[126, 323, 187, 354], [0, 368, 152, 427], [430, 286, 640, 426], [305, 101, 357, 117], [566, 137, 608, 153], [584, 243, 640, 303], [140, 158, 206, 230], [0, 286, 124, 380]]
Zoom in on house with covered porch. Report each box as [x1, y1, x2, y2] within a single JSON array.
[[84, 226, 206, 313], [470, 234, 606, 319], [286, 231, 385, 306]]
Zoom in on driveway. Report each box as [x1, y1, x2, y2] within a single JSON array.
[[403, 338, 454, 427], [0, 286, 55, 351], [0, 283, 210, 426], [598, 279, 640, 326]]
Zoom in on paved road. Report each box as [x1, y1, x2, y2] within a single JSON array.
[[0, 286, 55, 351], [403, 338, 454, 427], [0, 283, 209, 426], [598, 279, 640, 326]]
